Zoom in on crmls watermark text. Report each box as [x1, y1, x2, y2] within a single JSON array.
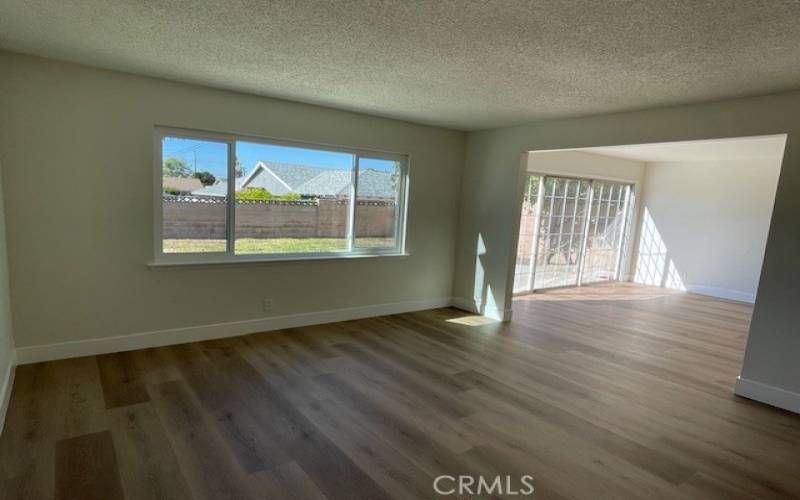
[[433, 475, 535, 496]]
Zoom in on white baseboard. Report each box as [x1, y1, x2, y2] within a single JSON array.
[[0, 353, 16, 434], [687, 285, 755, 304], [450, 297, 479, 313], [450, 297, 512, 322], [15, 297, 452, 365], [735, 376, 800, 414]]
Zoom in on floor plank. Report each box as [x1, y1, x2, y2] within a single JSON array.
[[54, 431, 124, 500], [0, 282, 798, 499], [97, 352, 150, 409], [107, 403, 193, 500], [147, 379, 257, 500]]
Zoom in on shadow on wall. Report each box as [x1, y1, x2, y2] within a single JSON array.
[[633, 208, 686, 290]]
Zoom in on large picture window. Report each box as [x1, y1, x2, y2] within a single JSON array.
[[154, 127, 408, 264]]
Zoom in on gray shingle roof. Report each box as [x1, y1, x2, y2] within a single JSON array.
[[191, 162, 397, 199], [240, 166, 291, 195], [293, 168, 396, 198], [294, 170, 352, 196], [265, 163, 326, 189], [356, 169, 398, 199]]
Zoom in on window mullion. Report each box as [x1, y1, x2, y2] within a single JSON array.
[[613, 185, 633, 280], [155, 133, 165, 258], [226, 140, 236, 255], [576, 180, 594, 286], [347, 155, 360, 252], [397, 159, 407, 253]]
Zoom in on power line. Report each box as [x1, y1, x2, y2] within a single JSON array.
[[163, 142, 205, 158], [163, 140, 228, 175]]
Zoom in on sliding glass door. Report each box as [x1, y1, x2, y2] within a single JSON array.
[[580, 181, 631, 284], [534, 177, 592, 289], [514, 174, 633, 293], [513, 176, 542, 293]]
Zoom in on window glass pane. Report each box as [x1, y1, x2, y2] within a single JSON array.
[[582, 182, 630, 283], [513, 175, 541, 293], [233, 141, 354, 254], [354, 157, 402, 249], [532, 178, 590, 289], [161, 136, 228, 253]]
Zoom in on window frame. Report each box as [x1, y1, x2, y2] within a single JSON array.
[[152, 126, 409, 266]]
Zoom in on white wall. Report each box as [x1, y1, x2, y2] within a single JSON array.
[[0, 160, 16, 427], [0, 51, 464, 354], [526, 150, 645, 280], [528, 150, 646, 184], [633, 158, 782, 302]]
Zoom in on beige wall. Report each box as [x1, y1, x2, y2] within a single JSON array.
[[633, 158, 782, 302], [0, 160, 15, 393], [453, 89, 800, 397], [0, 51, 465, 348]]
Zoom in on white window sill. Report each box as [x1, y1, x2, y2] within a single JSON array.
[[148, 251, 410, 269]]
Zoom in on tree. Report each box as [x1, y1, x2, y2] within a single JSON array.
[[163, 157, 192, 178], [235, 160, 245, 178], [194, 171, 216, 186]]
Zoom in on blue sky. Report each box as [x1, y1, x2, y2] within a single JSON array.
[[162, 137, 394, 178], [162, 137, 389, 179]]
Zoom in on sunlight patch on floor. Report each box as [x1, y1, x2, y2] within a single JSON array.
[[446, 315, 500, 326]]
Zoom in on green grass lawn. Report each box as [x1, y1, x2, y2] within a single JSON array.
[[164, 238, 394, 254]]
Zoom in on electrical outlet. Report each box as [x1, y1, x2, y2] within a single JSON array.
[[262, 298, 273, 313]]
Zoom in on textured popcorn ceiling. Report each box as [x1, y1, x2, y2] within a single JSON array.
[[2, 1, 800, 130]]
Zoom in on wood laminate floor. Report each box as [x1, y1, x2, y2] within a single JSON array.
[[1, 282, 799, 499]]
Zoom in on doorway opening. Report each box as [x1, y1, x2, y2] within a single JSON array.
[[512, 134, 786, 304], [513, 174, 634, 294]]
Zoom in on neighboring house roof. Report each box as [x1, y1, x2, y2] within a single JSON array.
[[191, 161, 396, 199], [356, 168, 398, 199], [238, 163, 293, 195], [163, 176, 203, 192], [260, 163, 325, 190], [293, 170, 352, 197]]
